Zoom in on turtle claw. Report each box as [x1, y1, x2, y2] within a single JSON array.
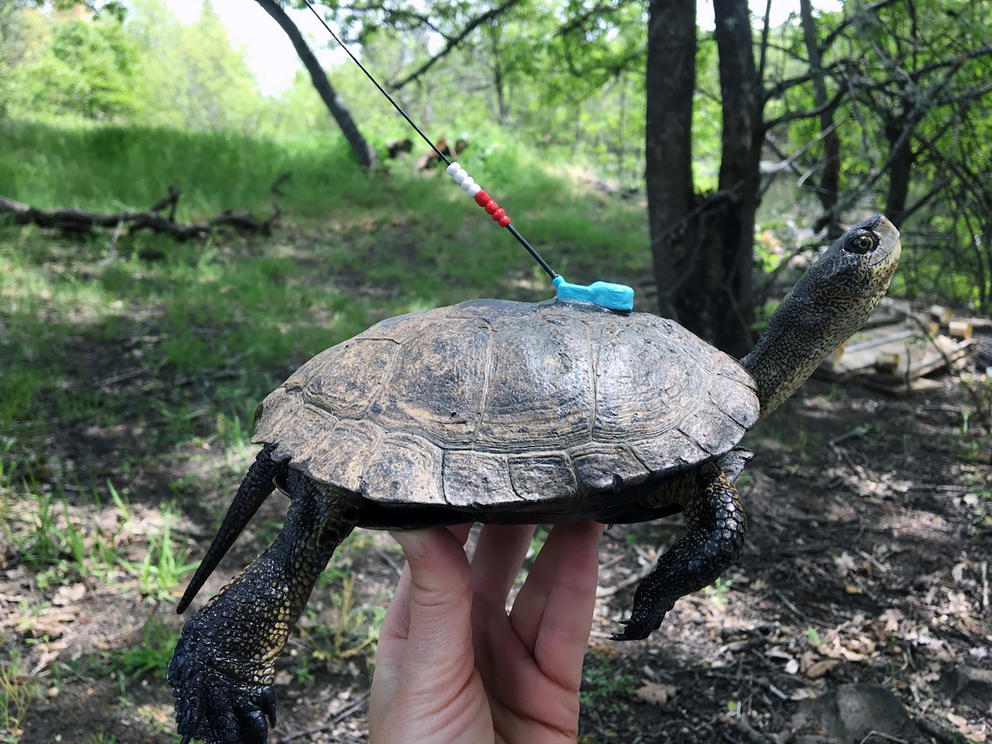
[[168, 624, 277, 744], [171, 671, 276, 744], [611, 596, 675, 641], [611, 615, 662, 641], [611, 615, 661, 642]]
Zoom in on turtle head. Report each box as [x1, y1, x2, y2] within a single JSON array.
[[742, 214, 901, 418]]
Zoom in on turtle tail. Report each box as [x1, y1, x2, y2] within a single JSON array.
[[177, 444, 287, 614]]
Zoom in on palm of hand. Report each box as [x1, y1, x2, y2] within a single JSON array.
[[369, 522, 604, 744]]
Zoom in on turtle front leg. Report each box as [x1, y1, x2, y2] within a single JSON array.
[[168, 471, 358, 744], [613, 463, 747, 641]]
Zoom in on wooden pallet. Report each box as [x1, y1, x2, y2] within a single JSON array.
[[815, 309, 976, 395]]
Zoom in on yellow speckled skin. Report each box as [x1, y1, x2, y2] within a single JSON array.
[[743, 215, 901, 417]]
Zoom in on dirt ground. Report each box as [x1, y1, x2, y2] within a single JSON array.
[[3, 333, 990, 744]]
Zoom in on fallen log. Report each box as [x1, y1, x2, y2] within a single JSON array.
[[0, 174, 289, 240]]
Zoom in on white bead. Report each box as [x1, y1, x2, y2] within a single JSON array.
[[453, 169, 468, 185], [446, 162, 460, 175], [460, 178, 477, 193], [466, 183, 482, 197]]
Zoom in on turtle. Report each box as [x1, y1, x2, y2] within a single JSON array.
[[168, 215, 901, 743]]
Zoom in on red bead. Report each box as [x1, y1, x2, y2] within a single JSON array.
[[474, 190, 490, 207], [484, 201, 498, 214], [498, 215, 511, 227], [492, 208, 506, 222]]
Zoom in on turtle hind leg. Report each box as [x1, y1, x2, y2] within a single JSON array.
[[613, 464, 747, 641], [169, 472, 359, 744], [177, 444, 286, 614]]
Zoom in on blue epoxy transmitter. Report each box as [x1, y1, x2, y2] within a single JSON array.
[[553, 276, 635, 311]]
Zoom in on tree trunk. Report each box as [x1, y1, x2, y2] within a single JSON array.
[[645, 0, 761, 356], [799, 0, 842, 237], [645, 0, 697, 323], [883, 116, 914, 228], [486, 23, 508, 123], [712, 0, 761, 354], [255, 0, 376, 169]]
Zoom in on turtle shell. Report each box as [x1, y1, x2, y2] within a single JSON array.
[[252, 299, 758, 510]]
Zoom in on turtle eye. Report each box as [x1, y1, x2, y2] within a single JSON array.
[[844, 230, 877, 254]]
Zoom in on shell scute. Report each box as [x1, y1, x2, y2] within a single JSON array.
[[570, 443, 650, 492], [508, 453, 577, 501], [630, 427, 710, 474], [442, 451, 516, 507], [371, 318, 490, 446], [304, 338, 399, 418], [677, 408, 746, 456], [592, 317, 701, 442], [361, 434, 444, 504], [475, 316, 593, 451], [304, 419, 382, 491], [709, 370, 760, 430]]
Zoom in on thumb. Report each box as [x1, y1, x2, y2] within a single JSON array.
[[390, 528, 475, 686]]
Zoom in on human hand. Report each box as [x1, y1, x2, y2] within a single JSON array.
[[369, 522, 605, 744]]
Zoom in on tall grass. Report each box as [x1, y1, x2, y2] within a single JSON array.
[[0, 118, 382, 216]]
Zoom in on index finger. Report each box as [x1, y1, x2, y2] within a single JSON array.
[[510, 521, 604, 690]]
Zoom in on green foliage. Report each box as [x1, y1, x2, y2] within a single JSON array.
[[127, 0, 266, 130], [16, 488, 66, 570], [772, 0, 992, 311], [115, 507, 196, 600], [5, 475, 194, 599], [703, 576, 733, 608], [6, 13, 141, 119], [302, 575, 384, 667]]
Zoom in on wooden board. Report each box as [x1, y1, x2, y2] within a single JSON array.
[[814, 308, 977, 395]]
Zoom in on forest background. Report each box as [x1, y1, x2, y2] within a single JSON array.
[[0, 1, 990, 742]]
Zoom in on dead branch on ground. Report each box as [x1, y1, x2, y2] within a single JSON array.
[[0, 173, 290, 241]]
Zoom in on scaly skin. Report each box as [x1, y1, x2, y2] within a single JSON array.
[[614, 462, 747, 640], [743, 215, 901, 417], [169, 471, 358, 744]]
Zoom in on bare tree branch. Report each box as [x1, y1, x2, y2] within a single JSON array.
[[756, 0, 773, 84], [389, 0, 522, 91], [256, 0, 376, 168], [818, 0, 902, 54], [763, 86, 846, 130], [555, 0, 636, 38], [337, 2, 449, 39]]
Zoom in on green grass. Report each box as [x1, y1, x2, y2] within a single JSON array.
[[0, 648, 38, 744], [0, 119, 380, 216], [300, 574, 386, 673], [106, 615, 180, 682], [580, 649, 635, 724], [5, 476, 196, 599]]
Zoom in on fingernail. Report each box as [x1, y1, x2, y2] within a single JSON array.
[[390, 530, 428, 560]]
